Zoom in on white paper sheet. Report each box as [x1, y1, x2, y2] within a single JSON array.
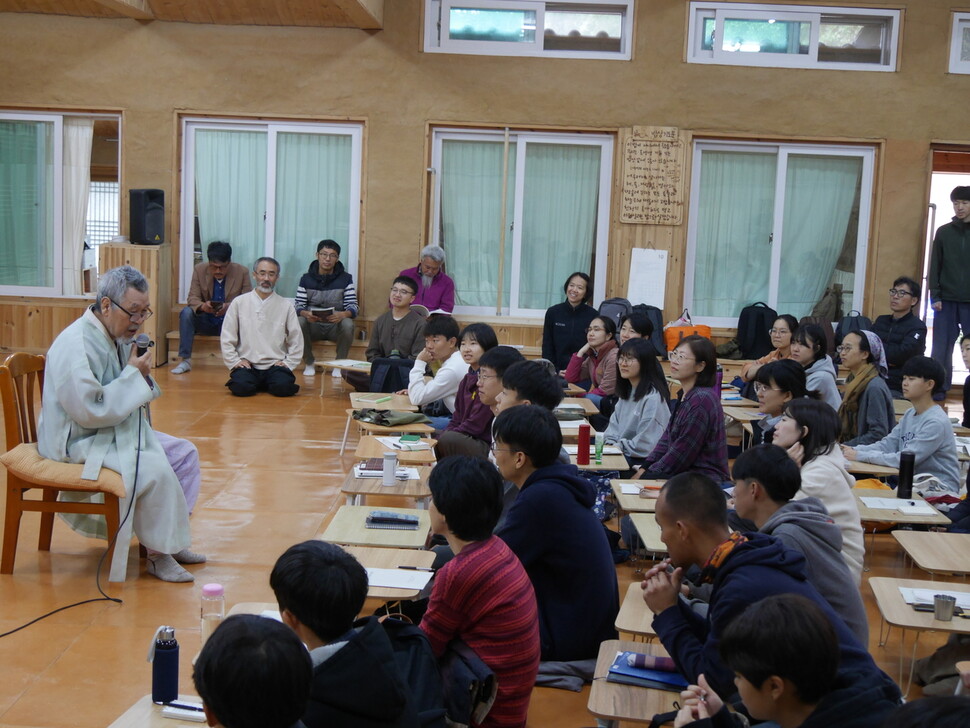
[[620, 484, 642, 495], [365, 567, 434, 591], [627, 248, 668, 309], [353, 466, 421, 480], [376, 436, 432, 451], [898, 587, 970, 610], [564, 444, 623, 455], [324, 359, 370, 368], [860, 497, 936, 514]]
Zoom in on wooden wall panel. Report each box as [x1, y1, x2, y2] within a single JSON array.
[[0, 299, 90, 355]]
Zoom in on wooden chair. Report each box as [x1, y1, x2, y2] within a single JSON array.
[[0, 352, 126, 574]]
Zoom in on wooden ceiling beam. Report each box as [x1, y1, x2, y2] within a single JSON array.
[[331, 0, 382, 30], [91, 0, 153, 20]]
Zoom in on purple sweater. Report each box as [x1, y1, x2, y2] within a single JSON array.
[[444, 369, 494, 444], [400, 266, 456, 314], [643, 386, 729, 483]]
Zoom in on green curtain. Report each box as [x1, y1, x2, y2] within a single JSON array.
[[195, 129, 266, 274], [274, 132, 353, 298], [0, 120, 54, 287]]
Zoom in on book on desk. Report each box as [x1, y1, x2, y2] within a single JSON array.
[[607, 651, 688, 691]]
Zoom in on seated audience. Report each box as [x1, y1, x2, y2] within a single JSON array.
[[420, 456, 541, 728], [193, 614, 312, 728], [603, 338, 671, 468], [790, 323, 841, 411], [618, 311, 654, 344], [493, 405, 618, 661], [640, 472, 898, 702], [404, 315, 466, 428], [345, 275, 426, 392], [872, 276, 927, 398], [771, 399, 865, 581], [843, 356, 961, 495], [173, 240, 251, 374], [436, 323, 499, 459], [732, 444, 868, 642], [270, 541, 421, 728], [475, 346, 524, 411], [881, 696, 970, 727], [837, 330, 895, 446], [564, 315, 618, 409], [295, 240, 358, 377], [673, 595, 899, 728], [752, 359, 814, 445], [221, 257, 302, 397], [495, 361, 565, 414], [741, 314, 798, 382], [542, 271, 599, 372], [636, 335, 730, 483], [400, 245, 456, 314]]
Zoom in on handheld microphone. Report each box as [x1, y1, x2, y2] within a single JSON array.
[[135, 333, 155, 358]]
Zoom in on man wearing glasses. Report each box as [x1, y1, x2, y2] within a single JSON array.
[[294, 239, 358, 378], [38, 265, 205, 583], [871, 276, 927, 398]]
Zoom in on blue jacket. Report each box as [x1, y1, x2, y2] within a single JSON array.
[[652, 532, 899, 702], [496, 462, 618, 661]]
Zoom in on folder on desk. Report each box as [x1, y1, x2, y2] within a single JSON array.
[[606, 651, 688, 691]]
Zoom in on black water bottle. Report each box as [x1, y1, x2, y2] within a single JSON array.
[[150, 626, 179, 704], [897, 451, 915, 500]]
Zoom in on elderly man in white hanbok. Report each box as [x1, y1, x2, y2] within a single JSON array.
[[38, 266, 205, 582]]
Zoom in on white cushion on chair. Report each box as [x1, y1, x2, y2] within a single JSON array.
[[0, 443, 126, 498]]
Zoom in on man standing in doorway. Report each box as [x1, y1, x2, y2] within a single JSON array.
[[928, 185, 970, 398]]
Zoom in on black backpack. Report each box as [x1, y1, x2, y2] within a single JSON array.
[[598, 297, 632, 334], [380, 618, 447, 728], [835, 310, 873, 347], [630, 303, 666, 358], [737, 302, 777, 359]]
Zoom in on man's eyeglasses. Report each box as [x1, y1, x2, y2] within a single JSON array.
[[389, 287, 413, 296], [477, 372, 497, 381], [110, 299, 153, 322], [889, 288, 913, 298], [489, 442, 525, 456]]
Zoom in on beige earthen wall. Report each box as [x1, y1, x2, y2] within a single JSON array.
[[0, 1, 964, 352]]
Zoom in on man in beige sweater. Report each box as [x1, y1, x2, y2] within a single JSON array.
[[221, 257, 303, 397]]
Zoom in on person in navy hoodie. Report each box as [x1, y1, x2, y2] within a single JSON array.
[[493, 404, 618, 662], [640, 471, 900, 705]]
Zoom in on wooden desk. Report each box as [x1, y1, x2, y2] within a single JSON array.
[[846, 461, 899, 477], [853, 489, 950, 526], [570, 452, 630, 472], [611, 480, 663, 513], [355, 435, 438, 465], [615, 582, 657, 640], [869, 577, 970, 694], [629, 512, 666, 555], [319, 505, 431, 549], [108, 694, 202, 728], [341, 409, 435, 455], [587, 639, 678, 724], [722, 405, 765, 423], [893, 399, 912, 416], [892, 531, 970, 576], [557, 397, 600, 416], [720, 394, 761, 408], [341, 466, 432, 507], [349, 392, 417, 411], [318, 359, 371, 395], [564, 382, 587, 396]]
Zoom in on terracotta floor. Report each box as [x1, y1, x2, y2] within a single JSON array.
[[0, 362, 957, 727]]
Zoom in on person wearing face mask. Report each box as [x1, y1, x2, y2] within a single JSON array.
[[563, 315, 619, 410], [741, 315, 798, 382], [836, 330, 895, 446], [542, 272, 599, 373]]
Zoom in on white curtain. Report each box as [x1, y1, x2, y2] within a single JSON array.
[[776, 154, 862, 317], [274, 132, 353, 298], [195, 129, 266, 272], [62, 118, 93, 296], [693, 150, 777, 317]]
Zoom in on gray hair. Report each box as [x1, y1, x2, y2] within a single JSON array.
[[97, 265, 148, 302], [420, 245, 445, 264]]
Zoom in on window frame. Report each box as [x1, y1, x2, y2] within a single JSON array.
[[687, 2, 900, 72], [424, 0, 635, 60], [949, 13, 970, 75], [683, 138, 876, 329], [178, 116, 363, 302], [429, 126, 613, 319]]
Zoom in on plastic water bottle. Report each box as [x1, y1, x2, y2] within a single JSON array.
[[148, 625, 179, 704], [594, 431, 604, 465], [200, 583, 226, 646]]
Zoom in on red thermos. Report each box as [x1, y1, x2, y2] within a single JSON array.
[[577, 424, 591, 465]]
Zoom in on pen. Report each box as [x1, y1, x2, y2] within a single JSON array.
[[168, 702, 205, 712], [398, 566, 433, 572]]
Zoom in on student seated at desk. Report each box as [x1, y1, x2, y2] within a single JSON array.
[[401, 315, 467, 430], [790, 323, 841, 412], [436, 323, 498, 460], [603, 338, 670, 469], [672, 595, 899, 728], [752, 360, 815, 446], [420, 456, 540, 728], [837, 330, 895, 446], [475, 346, 525, 412], [193, 614, 312, 728], [771, 399, 864, 581], [842, 356, 961, 497], [635, 335, 729, 484], [493, 405, 618, 662], [640, 472, 897, 704], [270, 541, 421, 728], [563, 315, 618, 410], [619, 311, 655, 344], [740, 314, 798, 382]]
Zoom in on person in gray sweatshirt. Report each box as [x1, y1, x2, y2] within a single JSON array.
[[843, 356, 961, 495], [732, 444, 869, 647], [791, 322, 842, 412]]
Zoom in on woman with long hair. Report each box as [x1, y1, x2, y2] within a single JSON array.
[[752, 359, 816, 445], [603, 338, 670, 467], [790, 322, 841, 411], [564, 315, 619, 409]]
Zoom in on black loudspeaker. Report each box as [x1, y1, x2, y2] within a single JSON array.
[[130, 188, 165, 245]]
